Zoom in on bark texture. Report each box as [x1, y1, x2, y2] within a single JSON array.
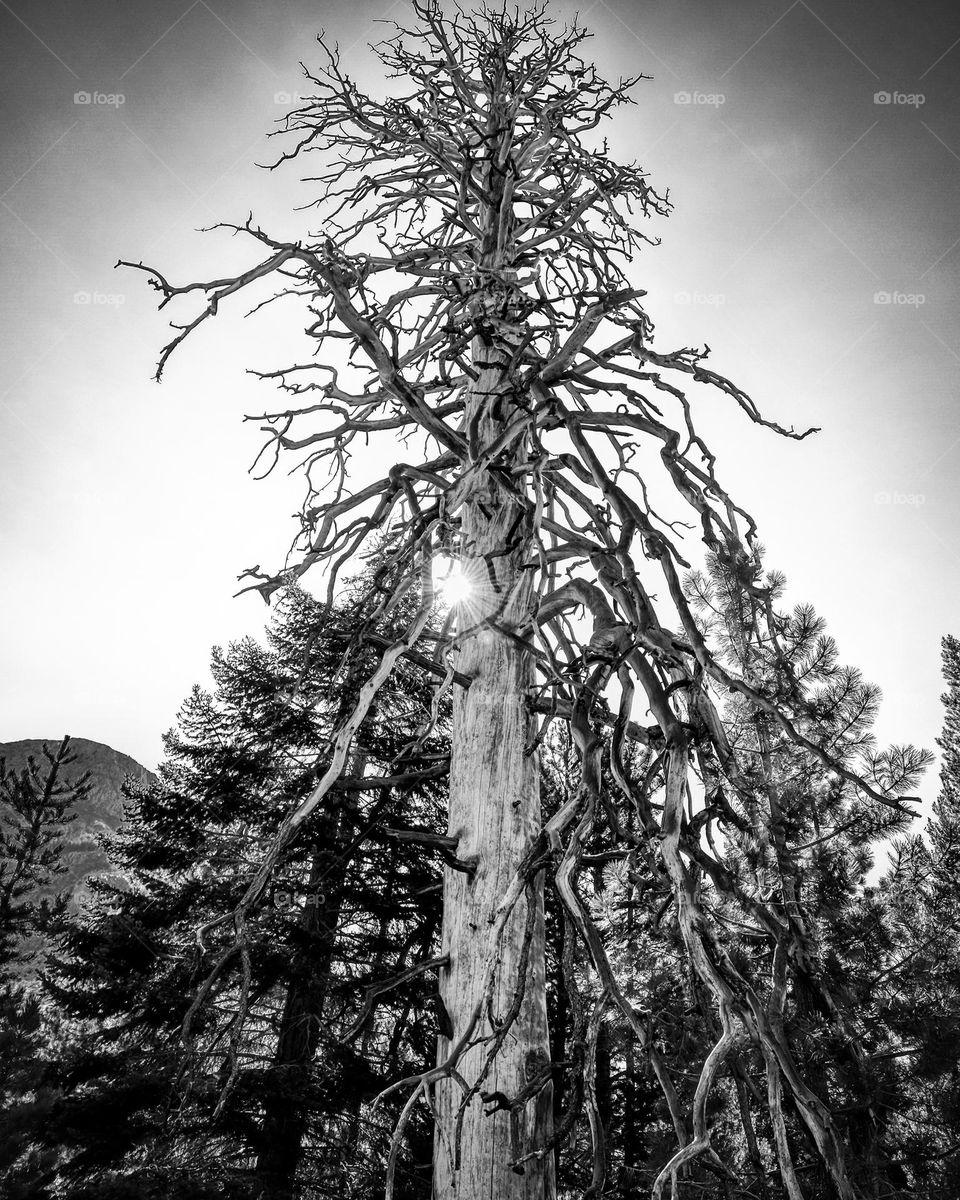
[[432, 338, 555, 1197]]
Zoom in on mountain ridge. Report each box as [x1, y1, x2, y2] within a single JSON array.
[[0, 736, 156, 904]]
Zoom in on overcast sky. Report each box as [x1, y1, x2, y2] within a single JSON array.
[[2, 0, 959, 806]]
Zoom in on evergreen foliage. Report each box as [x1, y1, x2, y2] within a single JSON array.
[[0, 737, 90, 1197], [33, 586, 450, 1198]]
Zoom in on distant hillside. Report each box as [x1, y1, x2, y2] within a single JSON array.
[[0, 737, 155, 905]]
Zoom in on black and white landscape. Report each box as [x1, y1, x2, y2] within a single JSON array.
[[3, 2, 960, 1197]]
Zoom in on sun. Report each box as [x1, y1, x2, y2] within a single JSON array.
[[435, 557, 474, 605]]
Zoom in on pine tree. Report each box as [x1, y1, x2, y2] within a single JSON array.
[[929, 635, 960, 895], [0, 736, 85, 971], [0, 737, 90, 1197], [874, 634, 960, 1195], [682, 553, 929, 1198], [39, 585, 450, 1199]]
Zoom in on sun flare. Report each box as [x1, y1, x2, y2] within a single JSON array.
[[435, 558, 473, 605]]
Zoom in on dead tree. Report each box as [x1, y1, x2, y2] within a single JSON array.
[[123, 3, 925, 1196]]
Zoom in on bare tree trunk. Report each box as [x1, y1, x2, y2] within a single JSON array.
[[431, 71, 555, 1197], [432, 335, 555, 1194], [433, 602, 554, 1195]]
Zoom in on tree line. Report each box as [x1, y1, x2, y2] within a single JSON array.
[[2, 567, 959, 1198]]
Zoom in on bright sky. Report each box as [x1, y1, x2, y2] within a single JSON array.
[[2, 0, 959, 812]]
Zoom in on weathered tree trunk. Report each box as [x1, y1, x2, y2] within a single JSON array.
[[430, 74, 554, 1198], [432, 363, 555, 1195]]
